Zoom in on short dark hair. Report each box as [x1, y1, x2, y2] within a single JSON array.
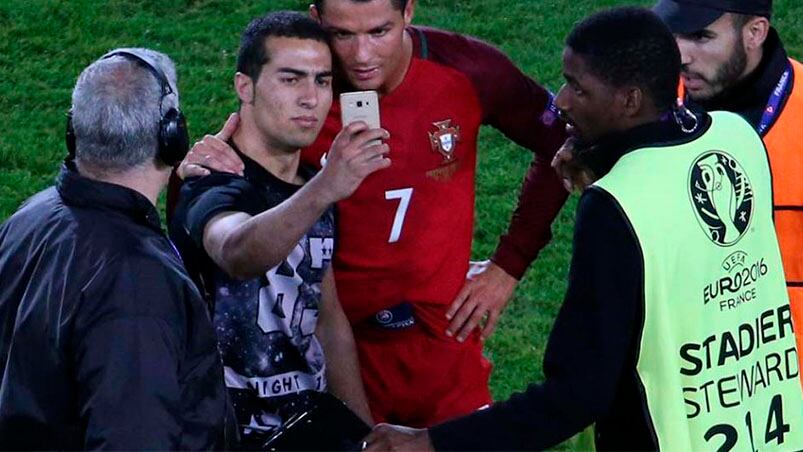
[[731, 13, 758, 31], [566, 7, 681, 111], [237, 11, 329, 81], [313, 0, 408, 15]]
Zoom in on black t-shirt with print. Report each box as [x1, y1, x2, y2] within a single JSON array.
[[170, 152, 335, 445]]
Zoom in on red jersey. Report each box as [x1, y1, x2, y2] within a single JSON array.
[[302, 26, 567, 334]]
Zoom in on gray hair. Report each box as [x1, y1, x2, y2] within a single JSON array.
[[70, 48, 179, 173]]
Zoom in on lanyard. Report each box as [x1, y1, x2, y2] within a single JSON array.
[[757, 61, 793, 136]]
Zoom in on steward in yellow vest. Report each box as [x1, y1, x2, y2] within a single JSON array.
[[593, 110, 803, 450], [655, 0, 803, 384], [364, 8, 803, 452]]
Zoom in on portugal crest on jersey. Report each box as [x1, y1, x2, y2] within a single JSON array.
[[429, 120, 461, 162]]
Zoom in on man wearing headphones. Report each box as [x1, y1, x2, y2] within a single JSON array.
[[169, 12, 383, 448], [0, 48, 227, 448]]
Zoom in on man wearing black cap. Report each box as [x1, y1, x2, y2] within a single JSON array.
[[654, 0, 803, 384]]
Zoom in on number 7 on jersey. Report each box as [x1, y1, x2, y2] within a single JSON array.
[[385, 188, 413, 243]]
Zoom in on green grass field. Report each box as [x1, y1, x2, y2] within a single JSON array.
[[2, 0, 802, 449]]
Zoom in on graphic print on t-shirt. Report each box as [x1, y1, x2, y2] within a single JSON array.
[[214, 215, 334, 437]]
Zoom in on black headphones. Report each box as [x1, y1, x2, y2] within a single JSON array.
[[65, 49, 189, 167]]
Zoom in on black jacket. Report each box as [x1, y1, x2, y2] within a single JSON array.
[[0, 163, 227, 449]]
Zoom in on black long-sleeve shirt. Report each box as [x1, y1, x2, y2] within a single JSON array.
[[429, 116, 711, 451], [430, 188, 649, 451], [0, 163, 227, 449]]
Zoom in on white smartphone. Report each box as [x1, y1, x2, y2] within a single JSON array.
[[340, 91, 381, 145]]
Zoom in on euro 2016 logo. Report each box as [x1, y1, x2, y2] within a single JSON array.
[[689, 151, 754, 246]]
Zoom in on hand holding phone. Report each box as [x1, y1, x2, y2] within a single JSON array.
[[316, 93, 390, 203]]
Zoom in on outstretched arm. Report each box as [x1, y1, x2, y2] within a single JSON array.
[[198, 122, 390, 279], [432, 189, 643, 450], [364, 424, 434, 452]]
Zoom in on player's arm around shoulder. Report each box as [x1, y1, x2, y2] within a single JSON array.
[[317, 268, 373, 425]]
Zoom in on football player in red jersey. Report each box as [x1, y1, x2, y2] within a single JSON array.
[[174, 0, 568, 427]]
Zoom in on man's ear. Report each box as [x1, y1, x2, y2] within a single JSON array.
[[403, 0, 416, 25], [742, 16, 770, 52], [621, 86, 644, 118], [309, 3, 321, 23], [235, 72, 255, 105]]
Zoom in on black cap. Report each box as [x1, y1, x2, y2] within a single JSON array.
[[653, 0, 772, 34]]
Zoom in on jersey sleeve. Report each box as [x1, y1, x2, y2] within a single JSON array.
[[422, 27, 566, 154], [491, 157, 569, 278], [422, 27, 569, 277]]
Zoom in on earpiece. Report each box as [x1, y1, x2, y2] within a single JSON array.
[[65, 49, 189, 166]]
